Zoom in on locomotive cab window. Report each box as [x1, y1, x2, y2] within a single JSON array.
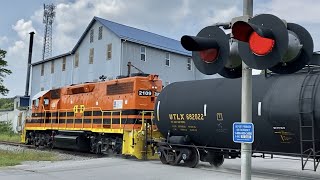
[[33, 99, 39, 107], [44, 98, 49, 106]]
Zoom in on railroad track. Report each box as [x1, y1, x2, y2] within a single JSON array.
[[0, 140, 32, 148], [2, 141, 316, 179], [0, 140, 102, 158]]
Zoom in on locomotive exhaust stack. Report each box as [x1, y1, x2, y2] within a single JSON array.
[[25, 32, 35, 97]]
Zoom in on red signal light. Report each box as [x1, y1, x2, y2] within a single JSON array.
[[249, 32, 275, 56], [199, 48, 219, 63]]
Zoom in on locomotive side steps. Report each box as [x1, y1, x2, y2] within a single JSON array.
[[298, 72, 320, 171]]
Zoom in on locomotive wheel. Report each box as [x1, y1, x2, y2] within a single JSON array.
[[184, 147, 200, 168], [209, 153, 224, 167]]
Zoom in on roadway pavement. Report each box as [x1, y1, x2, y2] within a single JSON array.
[[0, 155, 319, 180]]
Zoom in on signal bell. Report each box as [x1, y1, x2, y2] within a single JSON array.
[[181, 26, 242, 79]]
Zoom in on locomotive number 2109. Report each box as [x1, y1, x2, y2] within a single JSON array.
[[138, 90, 152, 96]]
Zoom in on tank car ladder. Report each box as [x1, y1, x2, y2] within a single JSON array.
[[299, 73, 320, 171]]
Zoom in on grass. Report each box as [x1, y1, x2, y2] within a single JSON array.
[[0, 122, 57, 167], [0, 149, 57, 167], [0, 133, 21, 143]]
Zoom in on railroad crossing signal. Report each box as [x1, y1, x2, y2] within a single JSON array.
[[181, 14, 314, 77], [232, 14, 314, 74], [181, 26, 242, 79]]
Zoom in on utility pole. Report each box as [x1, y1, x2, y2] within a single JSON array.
[[241, 0, 253, 180]]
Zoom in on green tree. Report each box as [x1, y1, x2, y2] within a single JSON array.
[[0, 49, 11, 96], [0, 98, 14, 110]]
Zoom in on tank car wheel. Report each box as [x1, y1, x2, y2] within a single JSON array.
[[209, 153, 224, 167], [159, 152, 169, 164], [184, 147, 200, 168]]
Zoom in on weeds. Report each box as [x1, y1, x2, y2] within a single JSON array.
[[0, 149, 57, 167]]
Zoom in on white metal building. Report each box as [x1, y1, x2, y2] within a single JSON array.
[[30, 17, 211, 99]]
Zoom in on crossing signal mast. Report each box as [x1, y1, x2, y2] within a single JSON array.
[[42, 3, 56, 60], [181, 0, 315, 179]]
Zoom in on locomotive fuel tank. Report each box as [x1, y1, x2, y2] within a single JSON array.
[[154, 72, 320, 154]]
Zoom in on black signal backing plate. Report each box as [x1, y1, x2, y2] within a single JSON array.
[[237, 14, 288, 70], [269, 23, 314, 74], [191, 26, 230, 75]]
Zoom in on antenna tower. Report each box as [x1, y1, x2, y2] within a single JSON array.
[[42, 4, 55, 60]]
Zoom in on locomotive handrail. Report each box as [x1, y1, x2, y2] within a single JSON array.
[[38, 106, 126, 130], [141, 111, 158, 132], [138, 110, 157, 132], [42, 104, 45, 126]]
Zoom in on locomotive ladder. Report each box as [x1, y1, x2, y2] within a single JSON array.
[[299, 73, 320, 171]]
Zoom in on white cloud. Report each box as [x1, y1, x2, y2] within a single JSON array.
[[8, 41, 25, 56], [256, 0, 320, 23], [0, 36, 8, 47], [12, 19, 36, 40], [2, 18, 43, 97]]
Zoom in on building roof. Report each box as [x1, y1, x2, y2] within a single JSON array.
[[93, 17, 191, 56], [32, 52, 71, 66]]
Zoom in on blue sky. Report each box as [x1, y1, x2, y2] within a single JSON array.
[[1, 0, 320, 97], [0, 0, 52, 39]]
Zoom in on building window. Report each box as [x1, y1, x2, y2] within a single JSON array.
[[98, 26, 103, 40], [107, 44, 112, 60], [187, 58, 192, 71], [41, 64, 44, 76], [140, 46, 146, 61], [40, 87, 44, 91], [90, 29, 94, 43], [89, 48, 94, 64], [74, 52, 79, 68], [62, 57, 66, 71], [165, 53, 170, 67], [51, 61, 54, 74]]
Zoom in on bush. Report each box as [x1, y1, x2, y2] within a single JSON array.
[[0, 98, 14, 110], [0, 122, 20, 142], [0, 121, 14, 135]]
